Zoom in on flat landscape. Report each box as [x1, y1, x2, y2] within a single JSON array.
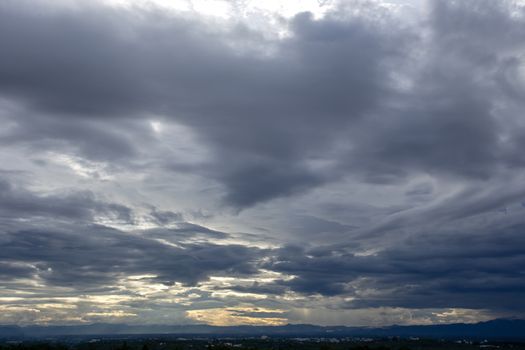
[[2, 337, 525, 350]]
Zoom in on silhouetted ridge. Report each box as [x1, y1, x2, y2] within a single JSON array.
[[1, 319, 524, 340]]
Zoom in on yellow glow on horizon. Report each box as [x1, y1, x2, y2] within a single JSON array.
[[211, 290, 268, 299], [85, 310, 138, 318], [186, 306, 287, 326]]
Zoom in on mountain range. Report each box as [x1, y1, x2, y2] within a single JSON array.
[[1, 319, 524, 340]]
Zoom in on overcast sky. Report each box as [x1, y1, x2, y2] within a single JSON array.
[[0, 0, 525, 327]]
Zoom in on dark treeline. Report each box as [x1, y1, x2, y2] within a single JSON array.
[[2, 338, 525, 350]]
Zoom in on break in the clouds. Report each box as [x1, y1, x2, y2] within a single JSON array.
[[0, 0, 525, 326]]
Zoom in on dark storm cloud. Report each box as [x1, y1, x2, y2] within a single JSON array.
[[0, 0, 406, 207], [0, 176, 248, 290], [0, 262, 36, 280], [357, 178, 525, 241], [260, 218, 525, 313], [0, 223, 264, 288], [0, 171, 253, 291], [2, 0, 523, 206], [349, 94, 498, 182], [2, 115, 139, 162], [223, 178, 525, 312], [342, 0, 525, 184], [0, 176, 132, 223]]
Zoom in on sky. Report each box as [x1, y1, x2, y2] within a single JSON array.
[[0, 0, 525, 327]]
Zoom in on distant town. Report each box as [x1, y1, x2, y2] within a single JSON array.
[[2, 335, 525, 350]]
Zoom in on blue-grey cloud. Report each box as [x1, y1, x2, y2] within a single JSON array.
[[0, 0, 525, 326]]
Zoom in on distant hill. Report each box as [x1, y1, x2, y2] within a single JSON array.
[[1, 319, 524, 340]]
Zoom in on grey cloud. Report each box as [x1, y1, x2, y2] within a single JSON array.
[[229, 309, 285, 319], [226, 282, 288, 296], [336, 0, 525, 186], [1, 0, 525, 325], [219, 161, 324, 208], [262, 220, 525, 313], [2, 0, 516, 204], [405, 182, 433, 196], [148, 207, 184, 226], [0, 177, 132, 223], [141, 222, 229, 241], [351, 95, 498, 181], [357, 179, 525, 241], [0, 0, 405, 207], [0, 262, 36, 280], [287, 215, 357, 237], [0, 223, 265, 288], [1, 0, 525, 209], [2, 115, 139, 162]]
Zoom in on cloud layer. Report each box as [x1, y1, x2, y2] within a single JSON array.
[[0, 0, 524, 326]]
